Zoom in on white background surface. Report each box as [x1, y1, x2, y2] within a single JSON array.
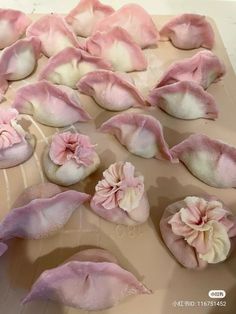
[[0, 0, 235, 73]]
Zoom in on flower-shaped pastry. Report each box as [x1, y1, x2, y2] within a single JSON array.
[[160, 196, 236, 269], [43, 131, 100, 186], [0, 108, 35, 168], [90, 161, 150, 225]]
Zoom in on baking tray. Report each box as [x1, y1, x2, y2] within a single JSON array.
[[0, 15, 236, 314]]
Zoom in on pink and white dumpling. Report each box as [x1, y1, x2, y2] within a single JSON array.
[[0, 8, 31, 49], [43, 131, 100, 186], [22, 248, 151, 310], [171, 133, 236, 188], [12, 80, 91, 127], [26, 14, 82, 57], [0, 108, 35, 169], [160, 14, 215, 50], [39, 47, 112, 88], [90, 161, 150, 225], [156, 51, 225, 90], [86, 27, 147, 72], [0, 182, 90, 256], [93, 3, 159, 48], [0, 37, 41, 97], [147, 81, 218, 120], [100, 112, 173, 161], [77, 70, 146, 111], [160, 196, 236, 269], [65, 0, 114, 37]]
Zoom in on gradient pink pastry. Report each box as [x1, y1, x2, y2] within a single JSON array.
[[86, 27, 147, 72], [160, 196, 236, 269], [39, 47, 112, 88], [0, 8, 31, 49], [147, 81, 218, 120], [43, 131, 100, 186], [171, 133, 236, 188], [156, 51, 225, 89], [100, 112, 173, 160], [0, 182, 90, 256], [66, 0, 114, 37], [90, 161, 150, 225], [0, 37, 41, 97], [26, 14, 82, 57], [0, 108, 35, 169], [77, 70, 146, 111], [93, 3, 159, 48], [12, 80, 91, 127], [22, 248, 151, 310], [160, 14, 214, 50]]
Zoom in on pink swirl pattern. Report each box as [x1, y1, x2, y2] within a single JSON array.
[[49, 131, 95, 167], [0, 124, 22, 149], [93, 162, 144, 212], [168, 196, 233, 263], [0, 108, 22, 150]]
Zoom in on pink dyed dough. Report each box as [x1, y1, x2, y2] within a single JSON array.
[[171, 133, 236, 188], [0, 37, 41, 96], [160, 196, 236, 269], [156, 51, 225, 90], [12, 80, 91, 127], [66, 0, 114, 37], [77, 70, 146, 111], [43, 131, 100, 186], [38, 47, 112, 88], [100, 112, 173, 161], [22, 248, 151, 310], [0, 8, 31, 49], [147, 80, 218, 120], [0, 108, 35, 169], [160, 14, 214, 50], [0, 183, 90, 256], [26, 14, 82, 57], [90, 161, 150, 225], [93, 3, 159, 48], [86, 27, 147, 72]]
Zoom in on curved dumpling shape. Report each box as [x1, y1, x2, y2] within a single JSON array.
[[93, 3, 159, 48], [0, 182, 90, 255], [90, 161, 150, 225], [12, 80, 91, 127], [0, 8, 31, 49], [170, 133, 236, 188], [77, 70, 146, 111], [160, 14, 215, 50], [65, 0, 114, 37], [43, 131, 100, 186], [86, 27, 147, 72], [26, 14, 82, 57], [38, 47, 112, 88], [0, 108, 35, 169], [147, 81, 218, 120], [22, 248, 151, 310], [100, 112, 173, 161], [0, 37, 41, 96], [156, 51, 225, 90], [160, 196, 236, 269]]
